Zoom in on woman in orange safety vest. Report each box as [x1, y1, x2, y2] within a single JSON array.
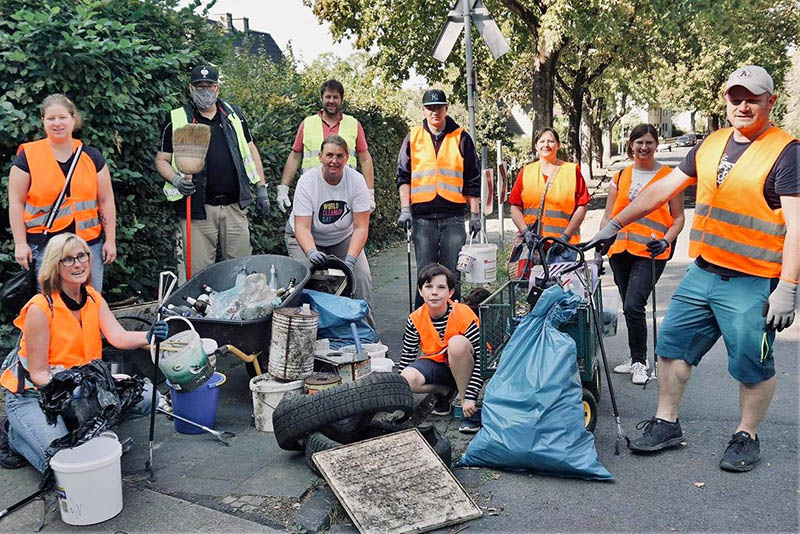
[[508, 127, 591, 278], [8, 94, 117, 293], [600, 124, 685, 385], [0, 234, 168, 473]]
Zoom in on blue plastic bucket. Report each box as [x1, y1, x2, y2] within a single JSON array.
[[169, 372, 226, 434]]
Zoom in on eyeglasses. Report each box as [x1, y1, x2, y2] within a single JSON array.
[[60, 252, 90, 267]]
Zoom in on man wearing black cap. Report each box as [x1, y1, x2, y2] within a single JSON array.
[[585, 65, 799, 472], [396, 89, 481, 308], [155, 64, 269, 280]]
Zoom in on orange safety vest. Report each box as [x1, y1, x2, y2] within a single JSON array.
[[409, 301, 478, 365], [519, 161, 580, 243], [1, 287, 104, 393], [689, 126, 794, 278], [20, 138, 101, 242], [409, 126, 466, 204], [609, 165, 675, 260]]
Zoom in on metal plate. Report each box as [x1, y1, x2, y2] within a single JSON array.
[[313, 428, 482, 534]]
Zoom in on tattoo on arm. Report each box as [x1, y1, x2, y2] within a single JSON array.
[[99, 208, 107, 228]]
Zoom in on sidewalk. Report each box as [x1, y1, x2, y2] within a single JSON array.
[[1, 206, 797, 533]]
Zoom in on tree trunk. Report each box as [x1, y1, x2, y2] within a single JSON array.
[[580, 104, 592, 179], [530, 52, 560, 151], [591, 121, 603, 168], [603, 127, 613, 161], [707, 114, 720, 132], [690, 110, 697, 133]]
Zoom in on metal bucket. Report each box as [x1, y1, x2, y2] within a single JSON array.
[[268, 306, 319, 380], [303, 372, 342, 394]]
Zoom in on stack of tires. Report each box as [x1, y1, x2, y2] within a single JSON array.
[[271, 373, 452, 474]]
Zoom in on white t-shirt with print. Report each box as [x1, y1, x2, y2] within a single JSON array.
[[289, 165, 370, 247]]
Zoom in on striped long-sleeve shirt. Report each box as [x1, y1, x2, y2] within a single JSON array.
[[397, 303, 483, 402]]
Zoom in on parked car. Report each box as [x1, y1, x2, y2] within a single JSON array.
[[675, 133, 697, 147]]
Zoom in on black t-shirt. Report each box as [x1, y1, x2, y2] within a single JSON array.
[[158, 104, 253, 199], [678, 134, 800, 276]]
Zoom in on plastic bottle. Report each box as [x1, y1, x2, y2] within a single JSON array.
[[165, 304, 198, 318], [269, 264, 278, 291], [235, 266, 248, 288]]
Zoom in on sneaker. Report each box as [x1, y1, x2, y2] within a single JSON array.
[[432, 391, 454, 416], [719, 431, 760, 472], [0, 417, 27, 469], [613, 358, 633, 374], [629, 417, 684, 452], [631, 362, 649, 385], [458, 418, 481, 434]]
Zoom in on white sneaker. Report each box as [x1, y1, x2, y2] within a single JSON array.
[[613, 358, 633, 374], [631, 362, 649, 385]]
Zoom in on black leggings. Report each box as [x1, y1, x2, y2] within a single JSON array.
[[609, 251, 666, 365]]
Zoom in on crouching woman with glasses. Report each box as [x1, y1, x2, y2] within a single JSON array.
[[0, 233, 168, 472]]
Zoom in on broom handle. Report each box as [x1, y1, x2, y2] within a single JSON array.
[[186, 196, 192, 280]]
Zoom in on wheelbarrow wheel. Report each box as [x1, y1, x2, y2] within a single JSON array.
[[585, 366, 601, 404], [582, 388, 598, 434]]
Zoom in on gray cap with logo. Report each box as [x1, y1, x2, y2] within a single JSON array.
[[724, 65, 774, 96]]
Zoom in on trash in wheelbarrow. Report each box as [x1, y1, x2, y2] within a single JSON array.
[[458, 284, 613, 480]]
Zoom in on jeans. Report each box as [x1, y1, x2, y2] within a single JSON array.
[[5, 380, 155, 473], [609, 251, 666, 365], [412, 216, 466, 309], [31, 239, 104, 293]]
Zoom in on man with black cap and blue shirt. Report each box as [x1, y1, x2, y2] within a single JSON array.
[[396, 89, 482, 308], [155, 64, 269, 280]]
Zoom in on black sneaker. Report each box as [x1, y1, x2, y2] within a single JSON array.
[[0, 417, 27, 469], [431, 391, 454, 416], [628, 417, 684, 452], [719, 431, 760, 472], [458, 418, 481, 434]]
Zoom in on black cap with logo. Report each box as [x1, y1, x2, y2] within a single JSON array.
[[422, 89, 448, 106], [190, 64, 219, 85]]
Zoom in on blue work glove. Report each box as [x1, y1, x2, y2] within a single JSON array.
[[172, 175, 196, 196], [581, 219, 622, 255], [763, 280, 797, 332], [306, 248, 328, 267], [344, 254, 358, 270], [646, 238, 669, 256], [255, 184, 270, 216], [469, 212, 481, 239], [397, 206, 412, 230], [548, 233, 569, 257], [146, 320, 169, 344]]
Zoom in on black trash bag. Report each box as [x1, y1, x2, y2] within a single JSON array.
[[37, 359, 145, 457]]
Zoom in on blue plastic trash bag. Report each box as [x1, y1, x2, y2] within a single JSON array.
[[301, 290, 377, 344], [459, 284, 613, 480]]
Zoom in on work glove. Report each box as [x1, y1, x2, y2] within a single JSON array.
[[368, 189, 376, 213], [397, 206, 412, 230], [344, 254, 358, 270], [581, 219, 623, 255], [646, 238, 670, 257], [763, 280, 798, 332], [255, 184, 270, 216], [306, 248, 328, 267], [172, 174, 196, 196], [522, 228, 540, 249], [469, 212, 481, 239], [548, 233, 569, 257], [146, 320, 169, 344], [276, 184, 292, 214]]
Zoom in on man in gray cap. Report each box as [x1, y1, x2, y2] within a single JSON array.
[[396, 89, 482, 309], [155, 64, 269, 280], [585, 65, 799, 471]]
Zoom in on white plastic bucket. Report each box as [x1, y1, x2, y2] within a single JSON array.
[[49, 432, 123, 525], [370, 358, 394, 373], [458, 240, 498, 283], [249, 374, 304, 432], [340, 343, 388, 359]]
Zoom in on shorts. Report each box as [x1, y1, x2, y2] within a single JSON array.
[[407, 358, 457, 389], [656, 262, 776, 384]]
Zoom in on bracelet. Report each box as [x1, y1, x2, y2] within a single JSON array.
[[779, 276, 799, 285]]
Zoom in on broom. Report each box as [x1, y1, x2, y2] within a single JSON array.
[[172, 124, 211, 281]]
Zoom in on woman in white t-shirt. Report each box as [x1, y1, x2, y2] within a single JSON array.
[[600, 124, 685, 385], [284, 134, 375, 327]]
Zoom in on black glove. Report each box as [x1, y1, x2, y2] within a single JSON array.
[[469, 213, 481, 239], [255, 184, 270, 216], [146, 320, 169, 344], [306, 248, 328, 267], [646, 238, 669, 256], [172, 175, 196, 196], [548, 233, 569, 257], [522, 228, 540, 249]]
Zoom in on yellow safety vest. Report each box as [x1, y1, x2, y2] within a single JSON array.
[[301, 114, 358, 169]]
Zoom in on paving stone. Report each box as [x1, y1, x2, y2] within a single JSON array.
[[202, 449, 271, 480], [245, 495, 266, 505], [221, 496, 237, 505], [291, 486, 337, 533], [239, 504, 260, 514], [454, 467, 482, 486], [327, 523, 359, 533], [151, 475, 240, 497], [238, 452, 321, 497]]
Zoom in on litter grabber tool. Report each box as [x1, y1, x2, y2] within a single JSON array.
[[644, 233, 659, 388], [172, 123, 211, 281], [406, 224, 413, 313], [146, 271, 178, 481], [0, 484, 51, 528], [156, 407, 235, 446]]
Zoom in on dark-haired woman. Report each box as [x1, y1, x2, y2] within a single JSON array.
[[601, 124, 685, 385], [508, 127, 590, 277]]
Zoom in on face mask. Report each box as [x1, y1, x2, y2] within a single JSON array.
[[191, 88, 217, 109]]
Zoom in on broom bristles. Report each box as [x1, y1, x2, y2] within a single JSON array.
[[173, 124, 211, 175]]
